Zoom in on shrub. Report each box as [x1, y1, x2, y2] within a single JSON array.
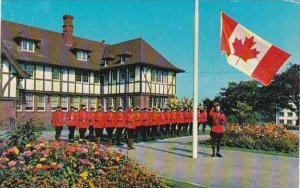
[[0, 140, 166, 188]]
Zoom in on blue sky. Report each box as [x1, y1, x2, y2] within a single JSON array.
[[1, 0, 299, 100]]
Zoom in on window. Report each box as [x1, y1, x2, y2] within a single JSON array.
[[279, 120, 284, 125], [279, 112, 284, 117], [129, 68, 135, 82], [104, 73, 109, 84], [16, 92, 22, 111], [25, 65, 34, 78], [94, 73, 100, 84], [82, 97, 89, 111], [120, 69, 126, 83], [82, 71, 89, 83], [61, 96, 68, 111], [52, 68, 60, 80], [112, 71, 117, 83], [120, 56, 125, 64], [158, 97, 163, 108], [103, 97, 109, 111], [151, 70, 156, 82], [77, 51, 88, 61], [129, 96, 134, 108], [91, 97, 97, 109], [149, 96, 154, 108], [21, 40, 35, 52], [37, 95, 45, 111], [25, 93, 34, 111], [121, 97, 126, 109], [287, 120, 293, 126], [156, 71, 162, 83], [72, 96, 80, 110], [288, 112, 293, 117], [102, 59, 108, 67], [75, 70, 81, 82], [162, 72, 167, 84], [51, 95, 59, 111]]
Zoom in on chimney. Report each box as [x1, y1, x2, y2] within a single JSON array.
[[62, 15, 74, 46]]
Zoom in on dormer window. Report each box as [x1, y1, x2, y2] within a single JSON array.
[[21, 40, 35, 52], [102, 59, 108, 67], [120, 56, 126, 64], [77, 51, 88, 61]]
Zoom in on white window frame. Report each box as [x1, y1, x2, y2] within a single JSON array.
[[112, 70, 117, 84], [82, 71, 89, 83], [51, 95, 59, 112], [21, 40, 35, 52], [129, 68, 135, 82], [37, 95, 45, 112], [25, 65, 34, 78], [120, 69, 126, 83], [103, 97, 109, 112], [162, 72, 167, 84], [104, 73, 109, 85], [77, 51, 88, 61], [156, 71, 162, 83], [72, 96, 80, 110], [82, 96, 89, 111], [61, 96, 68, 112], [151, 69, 156, 82], [94, 73, 100, 84], [129, 96, 134, 108], [120, 56, 126, 64], [25, 93, 34, 112], [112, 97, 117, 110], [121, 97, 126, 109], [90, 97, 97, 109], [52, 67, 60, 80]]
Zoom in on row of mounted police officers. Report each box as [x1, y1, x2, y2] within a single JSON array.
[[52, 104, 208, 150]]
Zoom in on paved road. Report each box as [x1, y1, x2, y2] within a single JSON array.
[[41, 131, 299, 188]]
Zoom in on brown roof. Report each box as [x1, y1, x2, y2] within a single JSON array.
[[1, 20, 184, 73]]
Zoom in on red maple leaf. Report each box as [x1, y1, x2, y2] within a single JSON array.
[[232, 36, 260, 64]]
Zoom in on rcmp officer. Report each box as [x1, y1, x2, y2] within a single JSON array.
[[140, 107, 148, 141], [126, 106, 135, 149], [201, 106, 208, 134], [134, 106, 141, 142], [209, 103, 227, 157], [77, 104, 89, 141], [51, 105, 65, 140], [88, 107, 96, 141], [115, 106, 125, 146], [106, 106, 114, 146], [66, 106, 77, 142], [94, 105, 104, 145]]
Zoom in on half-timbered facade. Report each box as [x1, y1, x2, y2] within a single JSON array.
[[0, 15, 183, 124]]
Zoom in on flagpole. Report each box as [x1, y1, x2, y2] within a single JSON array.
[[192, 0, 199, 159]]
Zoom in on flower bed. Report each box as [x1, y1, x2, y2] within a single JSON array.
[[222, 124, 299, 153], [0, 140, 166, 188]]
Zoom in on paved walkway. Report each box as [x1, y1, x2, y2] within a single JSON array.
[[41, 131, 299, 188]]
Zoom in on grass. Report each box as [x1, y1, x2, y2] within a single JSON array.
[[187, 142, 299, 158], [162, 177, 205, 188]]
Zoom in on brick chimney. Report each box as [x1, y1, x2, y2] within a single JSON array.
[[62, 15, 74, 46]]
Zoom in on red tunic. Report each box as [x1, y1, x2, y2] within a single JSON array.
[[115, 111, 125, 128], [88, 111, 96, 127], [134, 111, 141, 127], [183, 111, 189, 123], [127, 111, 135, 129], [197, 111, 202, 123], [209, 109, 227, 133], [77, 111, 89, 128], [94, 111, 104, 128], [52, 111, 64, 127], [202, 111, 208, 123], [140, 111, 148, 127], [106, 111, 114, 128], [66, 110, 77, 127]]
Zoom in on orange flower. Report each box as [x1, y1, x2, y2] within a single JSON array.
[[40, 158, 47, 162], [115, 156, 120, 162], [50, 162, 57, 168], [36, 164, 43, 169]]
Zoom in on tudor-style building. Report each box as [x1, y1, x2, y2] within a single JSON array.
[[0, 15, 184, 125]]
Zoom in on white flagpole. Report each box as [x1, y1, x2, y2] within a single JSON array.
[[192, 0, 199, 159]]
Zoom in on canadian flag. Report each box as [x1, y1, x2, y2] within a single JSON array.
[[221, 12, 291, 86]]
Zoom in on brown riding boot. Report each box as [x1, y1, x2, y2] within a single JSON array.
[[96, 137, 101, 146]]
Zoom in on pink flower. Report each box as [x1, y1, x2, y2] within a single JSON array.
[[23, 151, 32, 157], [78, 166, 83, 172], [97, 169, 106, 175], [81, 148, 88, 154], [19, 161, 25, 165], [62, 154, 67, 161], [0, 158, 7, 163], [56, 164, 63, 169], [8, 160, 17, 167]]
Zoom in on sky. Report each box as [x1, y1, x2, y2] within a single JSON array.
[[1, 0, 299, 100]]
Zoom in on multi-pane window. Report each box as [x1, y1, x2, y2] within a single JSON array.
[[120, 69, 126, 83], [104, 73, 109, 84], [90, 97, 97, 109], [16, 92, 23, 111], [21, 40, 35, 52], [103, 97, 109, 111], [112, 97, 117, 110], [82, 71, 89, 83], [279, 120, 284, 125], [77, 51, 88, 61], [94, 73, 100, 84], [112, 71, 117, 83], [288, 112, 293, 117], [287, 120, 293, 125], [25, 65, 34, 78], [72, 96, 80, 110], [25, 93, 34, 111], [51, 95, 59, 111], [52, 68, 60, 80], [121, 97, 126, 109], [102, 59, 108, 67], [151, 70, 156, 82], [120, 56, 125, 64], [75, 70, 81, 82], [129, 96, 134, 108], [279, 112, 284, 117], [129, 68, 135, 82], [82, 97, 89, 111], [149, 96, 154, 108], [37, 95, 45, 111], [162, 72, 167, 84], [156, 71, 162, 83], [61, 96, 68, 111]]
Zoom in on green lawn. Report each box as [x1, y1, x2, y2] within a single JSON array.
[[187, 142, 299, 158], [162, 177, 205, 188]]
